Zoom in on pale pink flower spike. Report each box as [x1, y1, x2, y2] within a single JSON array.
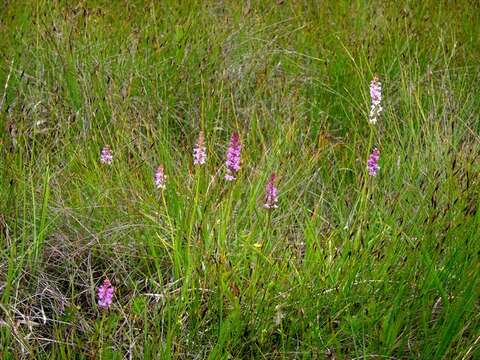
[[264, 172, 278, 209], [367, 148, 380, 176], [100, 145, 113, 164], [369, 77, 383, 124], [98, 278, 114, 309], [193, 131, 206, 165], [154, 165, 167, 189], [225, 132, 241, 181]]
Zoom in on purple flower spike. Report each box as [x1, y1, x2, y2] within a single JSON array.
[[369, 77, 383, 124], [193, 131, 206, 165], [225, 132, 241, 181], [264, 173, 278, 209], [154, 165, 167, 189], [367, 148, 380, 176], [98, 278, 114, 309], [100, 145, 113, 164]]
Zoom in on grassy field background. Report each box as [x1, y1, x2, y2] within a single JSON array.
[[1, 0, 479, 358]]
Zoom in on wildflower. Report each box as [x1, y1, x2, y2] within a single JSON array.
[[100, 145, 113, 164], [193, 131, 206, 165], [367, 148, 380, 176], [225, 132, 241, 181], [368, 77, 383, 124], [98, 278, 114, 309], [264, 172, 278, 209], [154, 165, 167, 189]]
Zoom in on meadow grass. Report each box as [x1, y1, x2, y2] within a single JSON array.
[[1, 1, 479, 358]]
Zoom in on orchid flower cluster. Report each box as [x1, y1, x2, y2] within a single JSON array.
[[97, 77, 386, 310], [98, 130, 274, 201], [99, 76, 385, 197]]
